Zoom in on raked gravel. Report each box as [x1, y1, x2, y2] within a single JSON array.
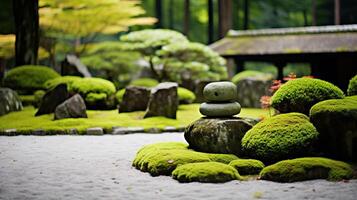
[[0, 133, 356, 200]]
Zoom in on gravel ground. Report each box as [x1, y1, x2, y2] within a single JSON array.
[[0, 133, 356, 200]]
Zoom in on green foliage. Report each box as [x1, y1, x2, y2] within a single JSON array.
[[229, 159, 265, 175], [44, 76, 82, 90], [130, 78, 159, 87], [157, 42, 227, 82], [19, 95, 35, 107], [115, 89, 126, 103], [132, 142, 238, 176], [34, 90, 46, 107], [0, 34, 15, 59], [85, 93, 107, 104], [347, 75, 357, 96], [178, 87, 196, 104], [4, 65, 60, 92], [271, 78, 344, 115], [231, 70, 273, 84], [241, 113, 319, 163], [260, 157, 353, 182], [172, 162, 241, 183]]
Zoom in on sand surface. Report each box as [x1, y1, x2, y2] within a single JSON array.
[[0, 133, 356, 200]]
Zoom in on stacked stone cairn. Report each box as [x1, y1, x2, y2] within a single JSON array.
[[185, 81, 259, 156]]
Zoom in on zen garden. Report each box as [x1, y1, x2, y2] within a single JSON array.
[[1, 0, 357, 199]]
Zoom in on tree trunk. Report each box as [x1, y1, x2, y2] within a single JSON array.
[[311, 0, 317, 26], [183, 0, 190, 36], [0, 58, 6, 86], [155, 0, 163, 28], [168, 0, 174, 29], [13, 0, 39, 66], [335, 0, 340, 25], [303, 10, 308, 26], [218, 0, 233, 38], [207, 0, 214, 43], [243, 0, 249, 30]]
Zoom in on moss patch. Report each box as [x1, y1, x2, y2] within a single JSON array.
[[44, 76, 82, 90], [130, 78, 159, 87], [177, 87, 196, 104], [260, 157, 353, 182], [241, 113, 319, 163], [172, 162, 241, 183], [132, 142, 239, 176], [271, 78, 344, 115], [347, 75, 357, 96], [229, 159, 265, 175]]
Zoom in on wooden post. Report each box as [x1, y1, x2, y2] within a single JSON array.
[[334, 0, 340, 25], [275, 62, 286, 80], [218, 0, 233, 38]]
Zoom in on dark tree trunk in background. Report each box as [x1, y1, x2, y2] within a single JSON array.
[[303, 10, 308, 26], [168, 0, 174, 29], [183, 0, 190, 36], [0, 59, 6, 85], [218, 0, 232, 38], [207, 0, 214, 43], [335, 0, 341, 25], [311, 0, 317, 26], [155, 0, 163, 28], [13, 0, 39, 66], [243, 0, 249, 30]]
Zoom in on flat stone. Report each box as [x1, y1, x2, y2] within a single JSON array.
[[184, 117, 254, 155], [203, 81, 237, 102], [199, 102, 241, 117], [33, 129, 46, 136], [86, 127, 104, 135], [112, 127, 144, 135]]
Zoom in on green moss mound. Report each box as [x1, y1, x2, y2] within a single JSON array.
[[260, 157, 353, 182], [130, 78, 159, 88], [229, 159, 265, 175], [310, 96, 357, 161], [172, 162, 241, 183], [115, 89, 126, 103], [4, 65, 60, 92], [347, 75, 357, 96], [178, 87, 195, 104], [44, 76, 82, 91], [231, 70, 273, 84], [241, 113, 319, 163], [271, 78, 344, 114], [132, 142, 238, 176]]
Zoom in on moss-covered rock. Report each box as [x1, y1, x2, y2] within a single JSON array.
[[44, 76, 82, 91], [132, 142, 238, 176], [271, 78, 344, 115], [229, 159, 265, 175], [4, 65, 60, 93], [260, 157, 353, 182], [347, 75, 357, 96], [241, 113, 319, 163], [71, 77, 116, 109], [130, 78, 159, 88], [178, 87, 196, 104], [310, 96, 357, 161], [172, 162, 241, 183]]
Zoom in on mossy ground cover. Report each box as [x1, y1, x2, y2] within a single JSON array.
[[0, 104, 269, 135]]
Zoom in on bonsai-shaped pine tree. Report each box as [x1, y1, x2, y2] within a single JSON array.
[[119, 29, 189, 82]]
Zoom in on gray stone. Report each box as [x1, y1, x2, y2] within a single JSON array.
[[4, 129, 17, 136], [112, 127, 144, 135], [203, 81, 237, 102], [61, 54, 91, 77], [33, 129, 46, 136], [86, 127, 103, 135], [119, 86, 151, 112], [35, 84, 69, 116], [199, 102, 241, 117], [184, 117, 254, 155], [54, 94, 87, 120], [236, 75, 273, 108], [0, 88, 23, 116], [144, 82, 178, 119]]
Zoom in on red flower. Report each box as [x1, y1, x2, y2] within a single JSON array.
[[260, 95, 271, 109]]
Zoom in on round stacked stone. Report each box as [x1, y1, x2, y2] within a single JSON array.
[[199, 81, 241, 117]]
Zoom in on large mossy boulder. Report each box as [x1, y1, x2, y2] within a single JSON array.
[[0, 88, 23, 116], [185, 117, 255, 155], [172, 162, 241, 183], [347, 74, 357, 96], [132, 142, 238, 176], [4, 65, 60, 93], [260, 157, 353, 182], [310, 96, 357, 161], [229, 159, 265, 175], [271, 78, 344, 115], [241, 113, 319, 163], [71, 77, 116, 109]]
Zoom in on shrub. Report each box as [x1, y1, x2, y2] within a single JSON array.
[[241, 113, 319, 163], [260, 157, 353, 182], [132, 142, 238, 176], [231, 70, 273, 84], [178, 87, 196, 104], [172, 162, 241, 183], [115, 89, 126, 103], [130, 78, 159, 87], [271, 78, 344, 115], [347, 74, 357, 96], [4, 65, 60, 92], [229, 159, 265, 175], [44, 76, 82, 90]]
